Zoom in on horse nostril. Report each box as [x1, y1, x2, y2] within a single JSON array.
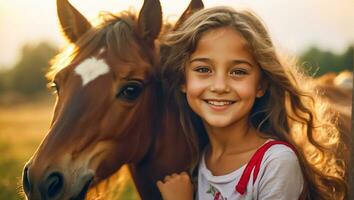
[[22, 166, 31, 195], [41, 172, 64, 199]]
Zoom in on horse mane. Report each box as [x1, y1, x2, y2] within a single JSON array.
[[46, 10, 143, 82]]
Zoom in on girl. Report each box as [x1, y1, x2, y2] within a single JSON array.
[[158, 6, 347, 200]]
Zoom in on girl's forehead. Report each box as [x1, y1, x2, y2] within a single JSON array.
[[193, 27, 250, 56], [199, 27, 247, 45], [191, 27, 254, 62]]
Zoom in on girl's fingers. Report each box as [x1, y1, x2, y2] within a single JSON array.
[[176, 172, 189, 180], [156, 180, 164, 189], [164, 175, 172, 182], [180, 172, 189, 178], [159, 172, 190, 185]]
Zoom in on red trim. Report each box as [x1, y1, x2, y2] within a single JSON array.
[[235, 140, 297, 195]]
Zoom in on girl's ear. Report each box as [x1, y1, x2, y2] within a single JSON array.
[[256, 89, 265, 98], [180, 84, 186, 93], [256, 81, 268, 98]]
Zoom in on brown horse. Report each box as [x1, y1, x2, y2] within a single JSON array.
[[314, 71, 352, 173], [314, 71, 352, 138], [22, 0, 204, 200]]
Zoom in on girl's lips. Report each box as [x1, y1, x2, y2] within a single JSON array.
[[204, 99, 236, 111]]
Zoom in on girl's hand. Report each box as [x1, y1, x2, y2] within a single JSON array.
[[156, 172, 194, 200]]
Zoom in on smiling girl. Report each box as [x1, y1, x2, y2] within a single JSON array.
[[157, 6, 347, 200]]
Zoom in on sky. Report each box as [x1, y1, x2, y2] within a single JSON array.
[[0, 0, 353, 69]]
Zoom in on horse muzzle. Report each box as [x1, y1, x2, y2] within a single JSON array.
[[23, 163, 94, 200]]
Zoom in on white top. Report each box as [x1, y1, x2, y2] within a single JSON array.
[[197, 142, 304, 200]]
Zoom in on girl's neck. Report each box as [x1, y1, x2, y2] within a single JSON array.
[[204, 117, 265, 157]]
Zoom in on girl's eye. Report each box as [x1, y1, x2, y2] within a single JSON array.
[[194, 67, 211, 73], [230, 69, 248, 76]]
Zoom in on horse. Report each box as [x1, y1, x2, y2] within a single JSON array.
[[314, 71, 352, 138], [22, 0, 204, 199], [314, 71, 352, 175]]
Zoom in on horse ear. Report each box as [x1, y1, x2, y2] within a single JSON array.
[[174, 0, 204, 30], [137, 0, 162, 48], [56, 0, 92, 43]]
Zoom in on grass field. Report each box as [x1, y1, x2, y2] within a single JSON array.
[[0, 96, 139, 200], [0, 97, 54, 199]]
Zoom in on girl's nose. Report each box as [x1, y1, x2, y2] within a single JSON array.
[[209, 74, 230, 94]]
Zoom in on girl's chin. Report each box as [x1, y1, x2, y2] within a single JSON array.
[[204, 118, 235, 128]]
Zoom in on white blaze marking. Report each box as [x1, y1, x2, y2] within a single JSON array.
[[74, 58, 110, 86]]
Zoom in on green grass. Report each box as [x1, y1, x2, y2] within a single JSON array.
[[0, 98, 54, 199]]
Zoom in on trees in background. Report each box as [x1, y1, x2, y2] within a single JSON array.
[[300, 45, 353, 77], [0, 42, 57, 96]]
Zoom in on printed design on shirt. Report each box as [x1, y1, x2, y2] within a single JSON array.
[[206, 184, 227, 200]]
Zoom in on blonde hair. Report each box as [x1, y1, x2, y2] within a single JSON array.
[[161, 6, 347, 199]]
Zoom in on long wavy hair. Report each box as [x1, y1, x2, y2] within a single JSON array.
[[160, 6, 347, 200]]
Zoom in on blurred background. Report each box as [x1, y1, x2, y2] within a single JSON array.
[[0, 0, 353, 199]]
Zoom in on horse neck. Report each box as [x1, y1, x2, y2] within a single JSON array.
[[129, 94, 194, 200]]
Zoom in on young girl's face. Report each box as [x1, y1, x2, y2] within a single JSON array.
[[182, 27, 265, 128]]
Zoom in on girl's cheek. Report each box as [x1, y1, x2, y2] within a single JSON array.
[[186, 79, 207, 94], [234, 81, 259, 97]]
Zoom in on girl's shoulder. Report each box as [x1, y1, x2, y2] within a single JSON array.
[[261, 140, 300, 166], [256, 141, 302, 183], [264, 140, 297, 153], [252, 141, 304, 199]]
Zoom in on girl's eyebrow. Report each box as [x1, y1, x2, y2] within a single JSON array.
[[231, 60, 254, 68], [189, 57, 212, 63]]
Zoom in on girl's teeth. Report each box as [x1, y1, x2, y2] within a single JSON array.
[[207, 101, 233, 106]]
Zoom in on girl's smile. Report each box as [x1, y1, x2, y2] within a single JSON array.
[[203, 99, 236, 111]]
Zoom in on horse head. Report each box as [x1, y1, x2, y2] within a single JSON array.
[[23, 0, 162, 199]]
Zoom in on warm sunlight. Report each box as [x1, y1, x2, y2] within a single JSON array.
[[0, 1, 352, 199], [0, 0, 353, 68]]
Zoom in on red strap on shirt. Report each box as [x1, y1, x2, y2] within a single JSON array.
[[235, 140, 297, 195]]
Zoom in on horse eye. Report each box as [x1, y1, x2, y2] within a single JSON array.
[[116, 82, 143, 101]]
